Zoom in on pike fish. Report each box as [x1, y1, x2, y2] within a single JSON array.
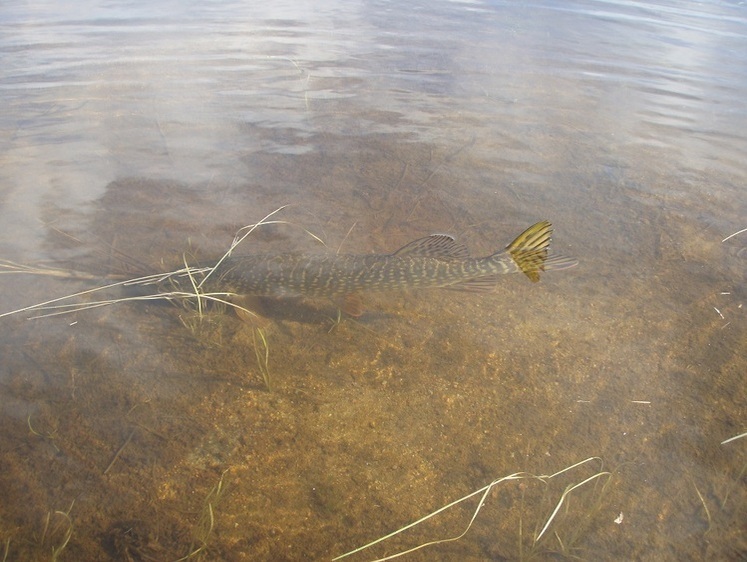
[[206, 221, 577, 315]]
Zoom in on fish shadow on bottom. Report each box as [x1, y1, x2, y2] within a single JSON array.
[[230, 294, 398, 326]]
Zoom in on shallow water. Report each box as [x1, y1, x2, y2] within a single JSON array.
[[1, 1, 745, 560]]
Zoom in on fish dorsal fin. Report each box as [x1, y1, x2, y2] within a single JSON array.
[[392, 234, 470, 260]]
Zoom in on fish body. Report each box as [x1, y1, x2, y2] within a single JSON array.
[[205, 221, 576, 306]]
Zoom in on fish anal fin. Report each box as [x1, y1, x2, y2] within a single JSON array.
[[544, 255, 579, 271], [444, 276, 501, 293], [392, 234, 470, 260], [337, 293, 364, 317], [231, 295, 272, 327]]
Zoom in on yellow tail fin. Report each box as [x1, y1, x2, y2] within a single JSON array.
[[506, 221, 577, 282]]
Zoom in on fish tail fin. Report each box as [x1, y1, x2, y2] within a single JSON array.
[[505, 221, 577, 282]]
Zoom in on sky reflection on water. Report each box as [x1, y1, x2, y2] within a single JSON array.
[[0, 1, 745, 560]]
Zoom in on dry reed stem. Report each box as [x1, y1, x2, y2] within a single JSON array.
[[721, 227, 747, 243], [332, 457, 609, 561], [0, 206, 310, 321], [720, 431, 747, 445]]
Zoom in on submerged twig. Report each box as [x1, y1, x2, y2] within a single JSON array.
[[103, 428, 136, 475]]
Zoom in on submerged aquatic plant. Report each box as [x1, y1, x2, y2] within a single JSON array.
[[176, 470, 229, 561], [252, 327, 272, 392], [40, 501, 75, 562]]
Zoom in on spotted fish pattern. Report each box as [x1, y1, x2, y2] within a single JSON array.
[[205, 221, 576, 309]]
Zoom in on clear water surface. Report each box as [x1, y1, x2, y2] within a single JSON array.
[[0, 1, 745, 560]]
